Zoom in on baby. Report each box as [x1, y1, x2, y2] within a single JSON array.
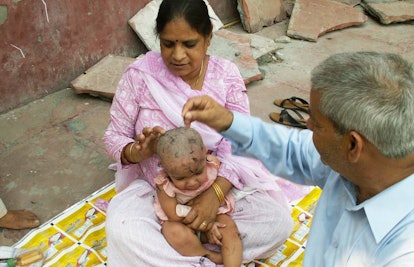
[[154, 127, 242, 267]]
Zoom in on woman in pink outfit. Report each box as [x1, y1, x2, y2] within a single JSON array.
[[103, 0, 293, 266]]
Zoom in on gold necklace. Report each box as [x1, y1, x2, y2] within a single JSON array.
[[190, 58, 204, 88]]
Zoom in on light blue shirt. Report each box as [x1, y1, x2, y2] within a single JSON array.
[[222, 112, 414, 267]]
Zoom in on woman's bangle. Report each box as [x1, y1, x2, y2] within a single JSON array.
[[121, 142, 137, 164], [212, 182, 225, 204], [125, 142, 137, 164]]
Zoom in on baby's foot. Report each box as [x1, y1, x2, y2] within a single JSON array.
[[0, 210, 40, 229]]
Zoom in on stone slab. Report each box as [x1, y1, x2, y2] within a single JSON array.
[[237, 0, 287, 33], [336, 0, 362, 5], [287, 0, 368, 42], [129, 0, 223, 52], [363, 0, 400, 2], [284, 0, 362, 16], [249, 34, 281, 60], [70, 55, 136, 99], [225, 24, 283, 59], [284, 0, 296, 16], [361, 1, 414, 24], [208, 29, 262, 84]]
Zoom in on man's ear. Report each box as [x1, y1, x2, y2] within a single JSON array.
[[348, 131, 364, 163]]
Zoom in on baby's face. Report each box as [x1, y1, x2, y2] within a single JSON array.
[[162, 148, 207, 191]]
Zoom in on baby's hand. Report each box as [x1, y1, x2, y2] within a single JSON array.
[[206, 222, 226, 246], [176, 204, 191, 217]]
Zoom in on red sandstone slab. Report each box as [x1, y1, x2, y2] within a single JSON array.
[[237, 0, 287, 33], [283, 0, 363, 15], [287, 0, 368, 42], [70, 55, 136, 99], [362, 1, 414, 24]]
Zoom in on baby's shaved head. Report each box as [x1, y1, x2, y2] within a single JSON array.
[[157, 127, 204, 162]]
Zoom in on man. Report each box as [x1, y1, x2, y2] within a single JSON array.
[[182, 52, 414, 266]]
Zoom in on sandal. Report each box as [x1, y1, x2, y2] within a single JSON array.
[[273, 97, 309, 112], [269, 109, 307, 129]]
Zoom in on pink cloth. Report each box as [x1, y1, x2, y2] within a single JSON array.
[[154, 161, 235, 221], [103, 51, 293, 266]]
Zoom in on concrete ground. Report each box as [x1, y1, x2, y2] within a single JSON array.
[[1, 17, 413, 246]]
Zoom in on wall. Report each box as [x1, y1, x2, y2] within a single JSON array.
[[0, 0, 238, 114]]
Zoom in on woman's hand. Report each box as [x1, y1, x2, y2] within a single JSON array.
[[123, 126, 166, 164], [183, 176, 233, 232], [182, 186, 220, 232], [135, 126, 166, 159]]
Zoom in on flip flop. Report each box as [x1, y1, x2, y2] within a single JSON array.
[[273, 97, 309, 112], [269, 109, 307, 129]]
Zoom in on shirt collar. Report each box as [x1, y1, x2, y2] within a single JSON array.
[[362, 174, 414, 243]]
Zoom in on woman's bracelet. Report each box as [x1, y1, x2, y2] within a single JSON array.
[[212, 182, 225, 204], [126, 142, 137, 164], [129, 142, 134, 159]]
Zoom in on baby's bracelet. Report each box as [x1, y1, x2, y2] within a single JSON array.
[[212, 182, 225, 204]]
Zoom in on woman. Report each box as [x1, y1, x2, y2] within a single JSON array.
[[103, 0, 293, 265]]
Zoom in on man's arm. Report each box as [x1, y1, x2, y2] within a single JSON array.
[[182, 95, 329, 187]]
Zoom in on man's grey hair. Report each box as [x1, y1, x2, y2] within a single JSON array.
[[311, 51, 414, 159]]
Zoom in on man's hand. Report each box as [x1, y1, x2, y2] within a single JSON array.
[[182, 96, 234, 132]]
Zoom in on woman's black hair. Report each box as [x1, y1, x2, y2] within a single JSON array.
[[156, 0, 213, 37]]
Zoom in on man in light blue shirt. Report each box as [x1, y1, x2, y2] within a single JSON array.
[[182, 52, 414, 266]]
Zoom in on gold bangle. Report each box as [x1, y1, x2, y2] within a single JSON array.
[[128, 142, 136, 163], [212, 182, 225, 204]]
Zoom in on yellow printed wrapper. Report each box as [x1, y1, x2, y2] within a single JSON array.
[[290, 208, 312, 245], [262, 239, 302, 266], [43, 244, 103, 267], [80, 224, 107, 260], [88, 185, 116, 213], [17, 226, 75, 262], [255, 187, 322, 267], [13, 182, 322, 267], [14, 183, 115, 266], [55, 203, 106, 240], [295, 187, 322, 214]]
